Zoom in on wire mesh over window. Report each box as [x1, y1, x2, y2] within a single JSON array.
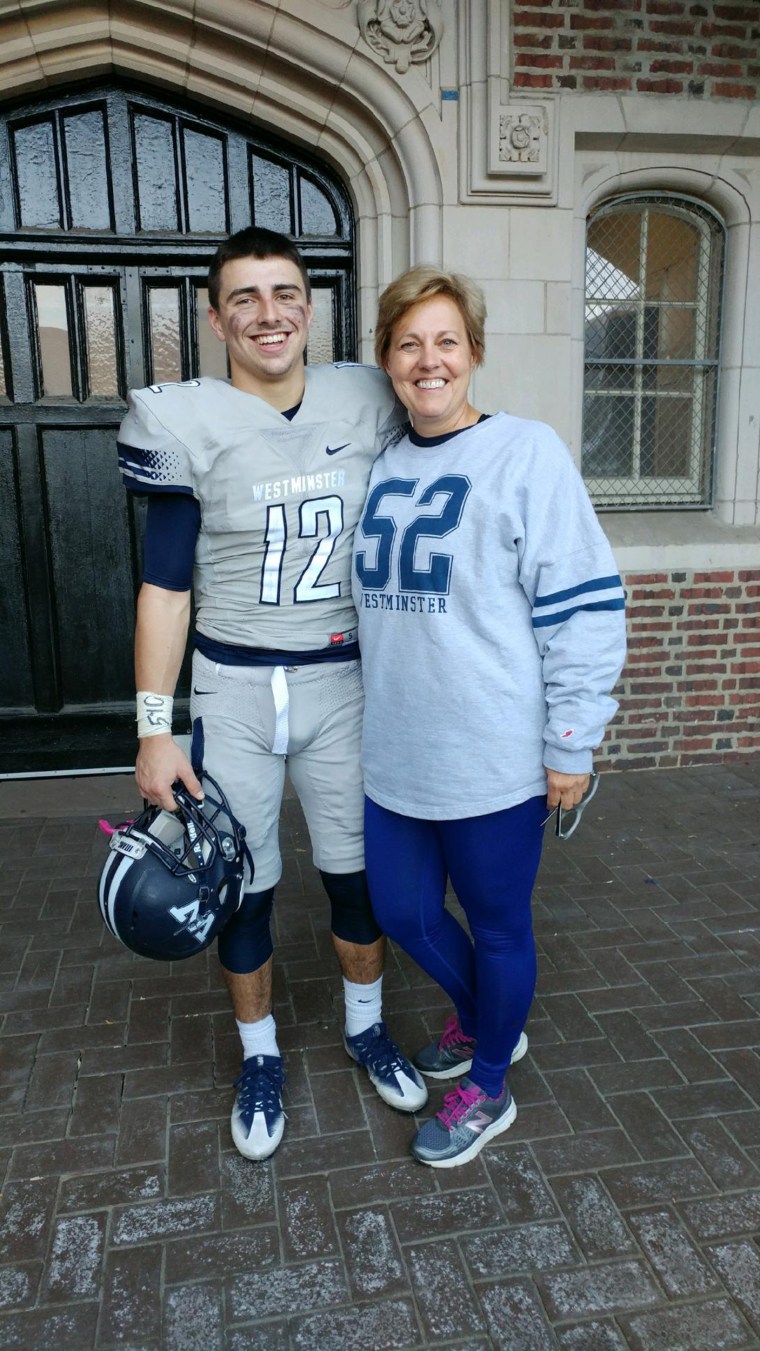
[[582, 195, 724, 509]]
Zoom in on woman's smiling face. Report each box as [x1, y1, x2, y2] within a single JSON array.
[[384, 294, 477, 436]]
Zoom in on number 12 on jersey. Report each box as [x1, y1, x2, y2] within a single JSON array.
[[260, 495, 345, 605]]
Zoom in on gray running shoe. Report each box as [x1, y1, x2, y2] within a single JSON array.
[[411, 1076, 517, 1168], [413, 1015, 528, 1080], [413, 1015, 476, 1080]]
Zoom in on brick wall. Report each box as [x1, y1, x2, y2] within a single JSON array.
[[599, 568, 760, 770], [513, 0, 760, 97]]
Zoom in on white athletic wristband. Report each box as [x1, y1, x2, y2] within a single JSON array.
[[136, 691, 174, 739]]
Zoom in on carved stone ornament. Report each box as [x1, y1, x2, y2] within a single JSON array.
[[499, 112, 543, 165], [358, 0, 444, 74], [487, 104, 549, 180]]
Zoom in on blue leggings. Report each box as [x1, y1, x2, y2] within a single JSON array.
[[364, 794, 546, 1098]]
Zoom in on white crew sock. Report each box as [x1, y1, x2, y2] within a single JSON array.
[[236, 1014, 280, 1061], [343, 975, 383, 1038]]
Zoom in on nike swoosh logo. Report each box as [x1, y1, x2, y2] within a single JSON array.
[[325, 443, 350, 456], [193, 687, 214, 695]]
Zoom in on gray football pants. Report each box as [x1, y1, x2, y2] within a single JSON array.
[[189, 651, 366, 892]]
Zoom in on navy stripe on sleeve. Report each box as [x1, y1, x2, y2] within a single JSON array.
[[532, 597, 626, 627], [533, 574, 622, 607], [118, 442, 193, 495]]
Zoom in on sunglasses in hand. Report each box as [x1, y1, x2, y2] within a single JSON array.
[[542, 772, 600, 841]]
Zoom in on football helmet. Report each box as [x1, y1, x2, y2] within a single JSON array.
[[97, 773, 253, 960]]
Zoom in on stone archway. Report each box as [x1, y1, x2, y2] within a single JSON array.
[[0, 0, 445, 322], [0, 3, 446, 772]]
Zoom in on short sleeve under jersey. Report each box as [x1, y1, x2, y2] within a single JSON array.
[[143, 493, 201, 591]]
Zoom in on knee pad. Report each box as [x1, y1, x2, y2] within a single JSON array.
[[217, 886, 275, 974], [320, 869, 383, 945]]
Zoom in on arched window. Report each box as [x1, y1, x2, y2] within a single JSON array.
[[582, 195, 724, 509]]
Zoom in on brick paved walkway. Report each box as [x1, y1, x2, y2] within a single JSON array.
[[0, 760, 759, 1350]]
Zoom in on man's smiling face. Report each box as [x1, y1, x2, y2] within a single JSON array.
[[208, 255, 313, 402]]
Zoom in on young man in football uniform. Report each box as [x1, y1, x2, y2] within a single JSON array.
[[117, 227, 427, 1160]]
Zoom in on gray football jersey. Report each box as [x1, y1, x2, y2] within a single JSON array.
[[118, 367, 406, 651]]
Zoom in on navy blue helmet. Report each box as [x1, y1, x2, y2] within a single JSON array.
[[97, 774, 252, 960]]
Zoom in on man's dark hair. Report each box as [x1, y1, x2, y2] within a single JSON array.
[[207, 227, 311, 310]]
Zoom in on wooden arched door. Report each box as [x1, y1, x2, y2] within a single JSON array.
[[0, 83, 355, 773]]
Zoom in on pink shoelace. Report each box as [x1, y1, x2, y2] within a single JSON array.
[[437, 1081, 486, 1127], [439, 1014, 475, 1051]]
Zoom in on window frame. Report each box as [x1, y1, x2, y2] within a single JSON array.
[[582, 192, 726, 512]]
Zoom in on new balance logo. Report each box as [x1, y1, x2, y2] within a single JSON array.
[[466, 1111, 493, 1135], [325, 443, 350, 456]]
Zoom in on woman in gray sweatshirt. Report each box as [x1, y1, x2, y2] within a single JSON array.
[[352, 265, 626, 1168]]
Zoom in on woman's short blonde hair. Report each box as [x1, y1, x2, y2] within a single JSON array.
[[374, 265, 487, 369]]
